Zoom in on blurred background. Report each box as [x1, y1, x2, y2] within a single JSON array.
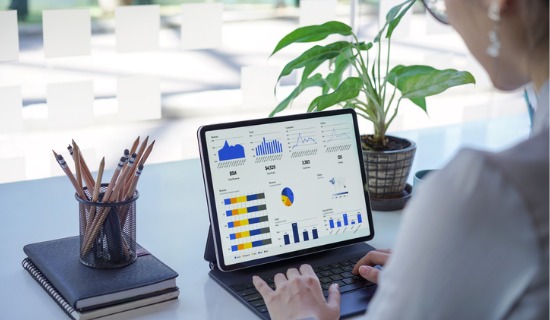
[[0, 0, 527, 183]]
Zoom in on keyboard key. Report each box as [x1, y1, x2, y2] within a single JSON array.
[[343, 278, 355, 285], [245, 293, 262, 302], [330, 274, 343, 281], [321, 283, 332, 290], [320, 276, 333, 284], [329, 263, 341, 268], [238, 288, 257, 297], [319, 270, 333, 277], [349, 257, 361, 263], [318, 265, 331, 271], [331, 267, 344, 274], [257, 306, 269, 313], [335, 280, 346, 287], [230, 284, 248, 291], [340, 271, 354, 278], [251, 299, 265, 308], [341, 265, 353, 272]]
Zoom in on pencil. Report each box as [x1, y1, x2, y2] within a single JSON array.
[[121, 164, 144, 228], [82, 157, 126, 254], [53, 151, 86, 200], [73, 143, 84, 198], [124, 136, 148, 189], [118, 153, 137, 201], [138, 140, 155, 167], [85, 157, 105, 239], [129, 136, 140, 156], [102, 156, 126, 203], [71, 141, 95, 190]]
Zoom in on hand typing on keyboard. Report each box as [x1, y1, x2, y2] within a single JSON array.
[[352, 249, 392, 283], [253, 264, 340, 320]]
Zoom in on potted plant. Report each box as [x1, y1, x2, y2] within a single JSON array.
[[269, 0, 475, 210]]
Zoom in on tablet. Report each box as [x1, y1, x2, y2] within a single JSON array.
[[198, 109, 374, 271]]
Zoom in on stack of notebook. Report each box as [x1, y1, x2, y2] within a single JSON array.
[[22, 236, 179, 320]]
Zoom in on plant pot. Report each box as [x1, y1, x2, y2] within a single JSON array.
[[361, 135, 416, 211]]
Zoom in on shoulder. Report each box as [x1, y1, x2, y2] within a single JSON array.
[[367, 142, 547, 319], [419, 130, 548, 217]]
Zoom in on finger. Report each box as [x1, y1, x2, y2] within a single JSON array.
[[299, 264, 316, 277], [286, 267, 301, 280], [274, 272, 287, 288], [352, 251, 389, 274], [327, 283, 341, 311], [358, 265, 380, 283], [253, 275, 273, 299]]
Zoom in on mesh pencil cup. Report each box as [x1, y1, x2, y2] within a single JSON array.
[[77, 184, 139, 268]]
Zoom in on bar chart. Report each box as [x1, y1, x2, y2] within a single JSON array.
[[328, 212, 363, 229], [255, 137, 283, 156], [224, 192, 272, 252], [231, 239, 272, 252], [224, 193, 267, 217], [282, 222, 319, 245]]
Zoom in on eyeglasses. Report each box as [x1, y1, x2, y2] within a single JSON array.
[[422, 0, 449, 25]]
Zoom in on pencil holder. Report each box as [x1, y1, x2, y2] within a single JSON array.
[[77, 184, 139, 269]]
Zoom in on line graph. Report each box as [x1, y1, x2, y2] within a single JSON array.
[[290, 133, 317, 150], [321, 122, 353, 153], [285, 126, 319, 157], [325, 128, 351, 142]]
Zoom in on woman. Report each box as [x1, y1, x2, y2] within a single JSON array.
[[253, 0, 549, 319]]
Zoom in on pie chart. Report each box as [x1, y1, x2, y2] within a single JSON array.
[[281, 187, 294, 206]]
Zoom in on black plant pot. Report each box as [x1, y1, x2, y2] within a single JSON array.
[[361, 135, 416, 211]]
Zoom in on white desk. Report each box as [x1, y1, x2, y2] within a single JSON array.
[[0, 114, 530, 319]]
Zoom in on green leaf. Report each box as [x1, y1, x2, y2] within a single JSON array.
[[323, 48, 353, 94], [385, 0, 416, 39], [277, 41, 353, 82], [375, 0, 415, 42], [387, 65, 476, 111], [308, 77, 363, 112], [271, 21, 353, 56], [302, 58, 327, 82], [358, 42, 373, 51], [269, 74, 326, 117], [409, 97, 427, 112]]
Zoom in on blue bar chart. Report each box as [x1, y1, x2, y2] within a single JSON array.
[[255, 137, 283, 156], [283, 222, 319, 245], [328, 212, 363, 229]]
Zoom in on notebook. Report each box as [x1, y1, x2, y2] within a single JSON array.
[[22, 257, 178, 320], [198, 109, 377, 319], [22, 236, 179, 314]]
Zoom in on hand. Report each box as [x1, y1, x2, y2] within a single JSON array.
[[352, 249, 391, 283], [253, 264, 340, 320]]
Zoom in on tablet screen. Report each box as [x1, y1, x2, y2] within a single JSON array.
[[198, 109, 374, 271]]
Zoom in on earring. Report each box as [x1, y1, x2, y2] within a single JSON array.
[[486, 0, 501, 58]]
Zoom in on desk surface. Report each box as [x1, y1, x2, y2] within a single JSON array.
[[0, 115, 529, 319]]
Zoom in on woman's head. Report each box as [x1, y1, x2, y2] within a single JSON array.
[[444, 0, 549, 90]]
